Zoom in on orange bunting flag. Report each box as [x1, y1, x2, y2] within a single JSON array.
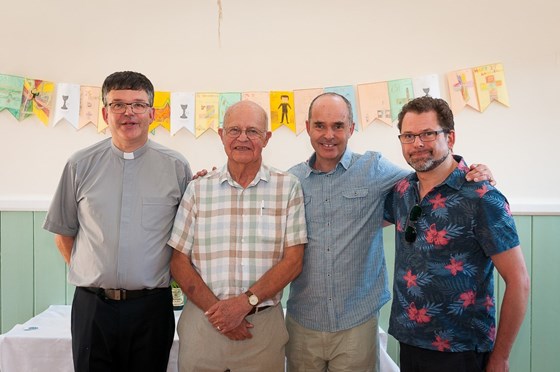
[[357, 82, 392, 127], [195, 93, 220, 138], [150, 91, 171, 132], [293, 88, 323, 135]]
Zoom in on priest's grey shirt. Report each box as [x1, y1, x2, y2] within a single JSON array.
[[43, 138, 192, 290]]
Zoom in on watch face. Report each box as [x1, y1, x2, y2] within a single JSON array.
[[249, 294, 259, 306]]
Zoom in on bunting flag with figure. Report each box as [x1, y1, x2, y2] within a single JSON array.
[[270, 91, 295, 133]]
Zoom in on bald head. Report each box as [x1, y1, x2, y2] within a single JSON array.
[[224, 101, 269, 131]]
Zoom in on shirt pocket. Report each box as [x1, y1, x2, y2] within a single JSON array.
[[141, 197, 177, 231], [341, 187, 369, 218], [258, 207, 282, 246]]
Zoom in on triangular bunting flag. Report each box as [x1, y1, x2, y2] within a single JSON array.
[[53, 83, 80, 128]]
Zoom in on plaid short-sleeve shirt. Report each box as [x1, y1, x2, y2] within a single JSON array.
[[168, 164, 308, 306]]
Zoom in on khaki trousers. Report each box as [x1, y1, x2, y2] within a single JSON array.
[[177, 301, 288, 372], [285, 314, 379, 372]]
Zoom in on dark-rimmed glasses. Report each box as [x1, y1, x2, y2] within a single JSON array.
[[224, 127, 265, 139], [405, 205, 422, 243], [107, 102, 151, 114], [398, 130, 448, 144]]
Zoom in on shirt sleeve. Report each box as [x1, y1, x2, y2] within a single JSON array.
[[167, 181, 197, 255], [383, 187, 397, 224], [475, 187, 520, 257], [284, 177, 308, 247], [42, 161, 79, 237]]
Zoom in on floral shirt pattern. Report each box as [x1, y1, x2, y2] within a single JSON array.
[[383, 155, 519, 352]]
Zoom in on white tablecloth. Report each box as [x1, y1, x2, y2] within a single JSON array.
[[0, 305, 399, 372]]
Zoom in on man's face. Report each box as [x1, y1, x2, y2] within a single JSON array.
[[102, 89, 153, 152], [306, 95, 354, 172], [219, 103, 271, 167], [400, 110, 454, 172]]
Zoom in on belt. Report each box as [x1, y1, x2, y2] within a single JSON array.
[[81, 287, 169, 301], [247, 305, 273, 315]]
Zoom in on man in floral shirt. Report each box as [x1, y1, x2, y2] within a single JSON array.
[[384, 97, 530, 372]]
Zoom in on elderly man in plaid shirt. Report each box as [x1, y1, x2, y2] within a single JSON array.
[[168, 100, 308, 372]]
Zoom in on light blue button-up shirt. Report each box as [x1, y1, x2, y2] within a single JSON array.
[[287, 149, 408, 332]]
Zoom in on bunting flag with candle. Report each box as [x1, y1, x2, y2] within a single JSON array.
[[53, 83, 80, 128], [357, 82, 392, 127], [219, 92, 241, 127], [293, 88, 323, 135], [242, 91, 271, 129], [447, 68, 480, 114], [79, 86, 102, 130], [324, 85, 360, 131], [473, 63, 509, 111], [412, 74, 441, 99], [0, 74, 24, 119], [388, 78, 414, 122], [270, 91, 295, 132], [195, 93, 219, 137], [19, 78, 54, 125], [170, 92, 195, 136], [150, 91, 171, 132]]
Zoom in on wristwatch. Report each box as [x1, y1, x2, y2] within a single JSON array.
[[245, 290, 259, 306]]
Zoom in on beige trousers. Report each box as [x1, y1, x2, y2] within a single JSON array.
[[177, 301, 288, 372], [285, 314, 380, 372]]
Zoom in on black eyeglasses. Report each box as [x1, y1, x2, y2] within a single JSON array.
[[107, 102, 151, 114], [405, 205, 422, 243], [398, 130, 448, 144]]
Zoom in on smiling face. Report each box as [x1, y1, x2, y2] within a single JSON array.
[[400, 110, 454, 172], [219, 101, 271, 169], [306, 94, 355, 172], [102, 89, 153, 152]]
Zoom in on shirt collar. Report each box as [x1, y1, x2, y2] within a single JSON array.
[[218, 163, 270, 188], [303, 148, 354, 177], [110, 139, 149, 160], [406, 154, 468, 191]]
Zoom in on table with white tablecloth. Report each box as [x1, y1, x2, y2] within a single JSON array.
[[0, 305, 399, 372]]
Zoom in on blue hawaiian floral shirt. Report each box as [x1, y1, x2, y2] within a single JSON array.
[[383, 155, 519, 352]]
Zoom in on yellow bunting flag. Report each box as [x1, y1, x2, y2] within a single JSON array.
[[195, 93, 219, 138], [473, 63, 509, 112], [270, 91, 295, 133], [150, 91, 171, 132]]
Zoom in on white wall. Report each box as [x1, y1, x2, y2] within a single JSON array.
[[1, 0, 559, 212]]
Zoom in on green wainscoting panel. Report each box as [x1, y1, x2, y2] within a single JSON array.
[[33, 212, 68, 313], [496, 216, 532, 372], [0, 212, 34, 332], [531, 216, 560, 372], [381, 225, 399, 362]]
